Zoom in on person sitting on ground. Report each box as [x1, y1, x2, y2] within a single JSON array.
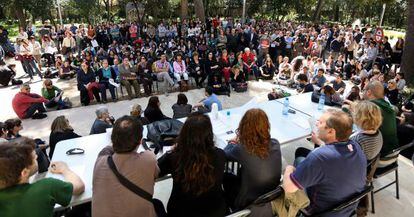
[[49, 116, 81, 159], [346, 85, 361, 101], [118, 57, 140, 99], [321, 85, 343, 105], [296, 73, 314, 94], [277, 63, 294, 86], [395, 72, 406, 93], [12, 84, 48, 119], [41, 79, 69, 110], [385, 79, 399, 106], [144, 96, 169, 124], [259, 57, 276, 80], [4, 118, 22, 140], [397, 112, 414, 159], [230, 65, 247, 89], [267, 88, 284, 101], [97, 59, 117, 103], [311, 68, 327, 88], [209, 72, 231, 96], [0, 61, 21, 86], [157, 113, 227, 217], [194, 87, 223, 112], [59, 59, 75, 79], [92, 116, 164, 217], [331, 73, 346, 95], [0, 137, 85, 217], [172, 93, 192, 119], [130, 104, 149, 125], [224, 109, 281, 213], [77, 61, 102, 106], [279, 109, 366, 217], [350, 101, 383, 160], [90, 106, 114, 135]]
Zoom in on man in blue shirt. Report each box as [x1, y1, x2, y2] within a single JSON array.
[[280, 109, 367, 217], [311, 69, 327, 88], [194, 87, 222, 112]]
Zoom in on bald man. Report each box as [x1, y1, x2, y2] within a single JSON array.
[[362, 80, 397, 156]]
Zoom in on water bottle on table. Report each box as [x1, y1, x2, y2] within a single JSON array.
[[282, 97, 289, 116], [318, 93, 325, 110]]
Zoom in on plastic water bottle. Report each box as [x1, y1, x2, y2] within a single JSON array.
[[226, 111, 231, 129], [318, 93, 325, 110], [282, 98, 289, 116], [211, 103, 219, 120]]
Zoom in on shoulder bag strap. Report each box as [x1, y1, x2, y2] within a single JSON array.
[[107, 155, 153, 202]]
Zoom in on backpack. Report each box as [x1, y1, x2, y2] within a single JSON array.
[[234, 82, 248, 92]]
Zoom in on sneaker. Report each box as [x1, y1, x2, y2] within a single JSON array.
[[32, 113, 47, 119]]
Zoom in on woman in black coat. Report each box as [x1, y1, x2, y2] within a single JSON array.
[[144, 96, 170, 123], [49, 116, 81, 159]]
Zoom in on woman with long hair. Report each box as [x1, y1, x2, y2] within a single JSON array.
[[172, 93, 192, 119], [144, 96, 169, 123], [49, 116, 80, 158], [224, 109, 281, 211], [158, 113, 227, 217]]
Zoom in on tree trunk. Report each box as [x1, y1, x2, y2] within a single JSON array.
[[15, 6, 26, 29], [402, 0, 414, 86], [180, 0, 188, 21], [334, 3, 340, 22], [313, 0, 324, 22], [194, 0, 205, 22]]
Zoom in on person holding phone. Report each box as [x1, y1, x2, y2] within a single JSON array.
[[41, 79, 70, 110]]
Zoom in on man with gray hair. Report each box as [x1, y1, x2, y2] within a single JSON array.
[[90, 106, 114, 135], [12, 83, 48, 119]]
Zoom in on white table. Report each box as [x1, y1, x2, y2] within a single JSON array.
[[275, 92, 328, 118], [44, 99, 313, 209]]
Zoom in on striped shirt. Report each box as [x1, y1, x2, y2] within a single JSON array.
[[350, 131, 383, 160]]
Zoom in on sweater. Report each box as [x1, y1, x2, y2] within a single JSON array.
[[12, 92, 47, 119], [371, 99, 398, 156]]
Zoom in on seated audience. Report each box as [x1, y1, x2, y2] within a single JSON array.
[[320, 85, 343, 105], [279, 109, 366, 216], [346, 85, 361, 101], [331, 73, 346, 95], [224, 109, 281, 212], [97, 59, 117, 102], [92, 116, 164, 217], [41, 79, 69, 110], [189, 52, 206, 88], [144, 96, 169, 123], [130, 104, 149, 125], [157, 113, 227, 217], [153, 54, 175, 90], [350, 101, 383, 160], [12, 84, 48, 119], [311, 68, 327, 88], [90, 106, 114, 135], [397, 112, 414, 159], [59, 59, 76, 79], [4, 118, 22, 139], [172, 93, 192, 119], [385, 79, 399, 106], [118, 57, 140, 99], [242, 47, 259, 80], [0, 61, 21, 86], [296, 74, 314, 93], [277, 66, 293, 86], [194, 87, 223, 112], [395, 72, 406, 93], [173, 53, 189, 87], [0, 137, 85, 217], [209, 73, 231, 96], [77, 61, 101, 106], [230, 65, 247, 89], [137, 56, 153, 96], [259, 57, 276, 80], [49, 116, 81, 159]]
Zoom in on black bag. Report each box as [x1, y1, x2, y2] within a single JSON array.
[[107, 156, 167, 217], [146, 119, 183, 149], [234, 82, 248, 92]]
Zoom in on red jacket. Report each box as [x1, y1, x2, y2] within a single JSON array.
[[12, 92, 47, 119]]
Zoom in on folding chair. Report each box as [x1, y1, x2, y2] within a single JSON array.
[[370, 141, 414, 213]]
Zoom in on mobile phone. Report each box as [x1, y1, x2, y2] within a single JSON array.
[[226, 130, 234, 135], [288, 109, 296, 114]]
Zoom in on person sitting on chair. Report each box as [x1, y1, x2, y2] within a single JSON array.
[[77, 61, 102, 106], [90, 106, 114, 135], [97, 59, 117, 103], [278, 109, 367, 217], [173, 53, 189, 88], [118, 57, 140, 99]]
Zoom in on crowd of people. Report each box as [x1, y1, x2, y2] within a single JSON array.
[[0, 16, 413, 217]]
